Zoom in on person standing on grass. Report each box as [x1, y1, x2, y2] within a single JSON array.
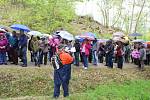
[[115, 41, 124, 69], [10, 31, 19, 65], [0, 32, 8, 65], [98, 43, 105, 63], [30, 36, 40, 66], [139, 44, 146, 71], [92, 38, 98, 65], [53, 44, 73, 98], [105, 39, 114, 68], [74, 39, 80, 66], [18, 30, 28, 67], [28, 35, 34, 62], [81, 39, 91, 69]]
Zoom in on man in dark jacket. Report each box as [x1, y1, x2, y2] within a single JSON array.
[[18, 30, 28, 67], [74, 39, 80, 66]]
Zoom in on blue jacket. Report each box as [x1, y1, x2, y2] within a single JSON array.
[[18, 34, 28, 48]]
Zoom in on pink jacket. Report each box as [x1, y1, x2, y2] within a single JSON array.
[[0, 38, 8, 52], [81, 43, 91, 56]]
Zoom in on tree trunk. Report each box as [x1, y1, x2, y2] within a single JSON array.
[[134, 0, 145, 33], [111, 0, 123, 27], [129, 0, 136, 34]]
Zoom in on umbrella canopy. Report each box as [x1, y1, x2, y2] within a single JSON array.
[[10, 24, 30, 32], [113, 37, 125, 43], [128, 33, 142, 37], [27, 31, 42, 36], [75, 35, 85, 42], [42, 33, 52, 38], [113, 32, 124, 37], [98, 39, 108, 43], [132, 39, 145, 43], [58, 31, 74, 41], [0, 25, 12, 32], [0, 28, 7, 33], [80, 32, 96, 40]]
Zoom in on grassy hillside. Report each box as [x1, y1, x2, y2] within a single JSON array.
[[0, 65, 150, 99]]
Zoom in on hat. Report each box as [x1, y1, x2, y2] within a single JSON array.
[[58, 44, 65, 50]]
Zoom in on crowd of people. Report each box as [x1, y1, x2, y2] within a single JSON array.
[[0, 28, 150, 70], [1, 27, 150, 98]]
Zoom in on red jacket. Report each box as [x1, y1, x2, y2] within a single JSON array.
[[81, 43, 91, 56]]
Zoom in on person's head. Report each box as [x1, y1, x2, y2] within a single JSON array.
[[93, 38, 97, 43], [57, 44, 65, 54], [83, 38, 88, 44], [12, 31, 17, 36], [75, 39, 79, 43], [99, 43, 103, 46], [0, 33, 5, 40], [140, 43, 145, 49], [20, 30, 24, 35]]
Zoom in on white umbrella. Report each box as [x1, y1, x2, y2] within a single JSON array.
[[132, 39, 145, 43], [42, 33, 52, 38], [113, 37, 125, 43], [0, 28, 7, 33], [113, 32, 124, 37], [58, 31, 74, 41], [27, 31, 42, 36]]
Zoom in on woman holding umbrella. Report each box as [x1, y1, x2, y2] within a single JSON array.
[[81, 39, 91, 69]]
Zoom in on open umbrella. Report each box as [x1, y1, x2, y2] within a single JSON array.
[[98, 39, 108, 43], [42, 33, 52, 38], [128, 33, 142, 37], [80, 32, 96, 40], [58, 31, 74, 41], [132, 39, 145, 43], [0, 28, 7, 33], [0, 25, 12, 32], [10, 24, 30, 32], [27, 31, 42, 36], [113, 32, 124, 37]]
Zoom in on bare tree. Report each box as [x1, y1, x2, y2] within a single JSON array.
[[134, 0, 146, 33], [129, 0, 136, 34]]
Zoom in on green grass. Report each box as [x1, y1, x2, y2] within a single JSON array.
[[0, 66, 150, 100], [69, 80, 150, 100]]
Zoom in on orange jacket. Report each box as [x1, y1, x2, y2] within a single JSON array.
[[59, 51, 73, 65]]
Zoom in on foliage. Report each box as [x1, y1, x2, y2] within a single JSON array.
[[0, 0, 77, 34]]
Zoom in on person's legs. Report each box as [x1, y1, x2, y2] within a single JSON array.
[[22, 47, 27, 66], [105, 54, 109, 66], [108, 55, 113, 68], [39, 50, 43, 64], [0, 52, 3, 64], [74, 52, 79, 66], [140, 60, 144, 70], [33, 52, 38, 66], [62, 81, 69, 97], [82, 53, 88, 68], [11, 48, 18, 65], [2, 52, 7, 64], [30, 51, 34, 62], [53, 83, 61, 98], [44, 52, 48, 65], [93, 51, 98, 65], [117, 56, 123, 69]]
